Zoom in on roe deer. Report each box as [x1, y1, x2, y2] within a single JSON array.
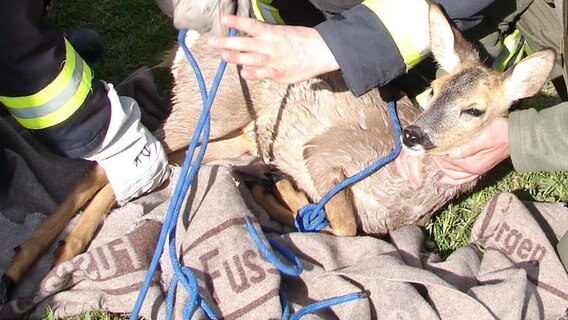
[[0, 3, 555, 303]]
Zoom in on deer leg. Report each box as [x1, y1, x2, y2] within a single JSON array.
[[320, 187, 357, 236], [247, 180, 297, 226], [163, 131, 255, 166], [202, 133, 255, 163], [266, 174, 311, 214], [308, 168, 358, 237], [0, 163, 108, 303], [53, 183, 116, 265], [244, 170, 357, 236]]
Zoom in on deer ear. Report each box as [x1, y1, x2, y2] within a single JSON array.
[[429, 4, 479, 72], [502, 49, 556, 102]]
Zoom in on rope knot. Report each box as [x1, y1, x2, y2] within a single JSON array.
[[295, 204, 330, 232]]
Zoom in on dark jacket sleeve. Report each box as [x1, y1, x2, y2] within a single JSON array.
[[0, 0, 110, 158], [314, 0, 497, 96]]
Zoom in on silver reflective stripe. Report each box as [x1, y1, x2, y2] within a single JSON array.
[[259, 1, 277, 24], [253, 0, 284, 24], [7, 52, 85, 119]]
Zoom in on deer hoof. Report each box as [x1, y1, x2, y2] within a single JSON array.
[[0, 273, 15, 304]]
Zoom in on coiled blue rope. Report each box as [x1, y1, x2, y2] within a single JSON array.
[[129, 27, 367, 320], [129, 28, 234, 320], [295, 100, 402, 232]]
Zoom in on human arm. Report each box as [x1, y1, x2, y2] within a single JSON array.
[[207, 0, 496, 96], [0, 0, 170, 204]]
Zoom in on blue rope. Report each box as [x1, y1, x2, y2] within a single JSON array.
[[129, 28, 235, 320], [129, 27, 369, 320], [295, 100, 402, 232], [245, 217, 303, 276], [278, 285, 365, 320], [288, 292, 367, 320]]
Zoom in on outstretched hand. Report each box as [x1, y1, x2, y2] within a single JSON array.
[[207, 15, 339, 83], [395, 117, 511, 187]]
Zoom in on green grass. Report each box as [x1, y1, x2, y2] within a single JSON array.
[[48, 0, 176, 88], [36, 307, 129, 320], [38, 1, 568, 319]]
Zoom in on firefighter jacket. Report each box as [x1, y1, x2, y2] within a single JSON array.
[[252, 0, 497, 96], [0, 0, 110, 158]]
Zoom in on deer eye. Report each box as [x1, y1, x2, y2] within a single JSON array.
[[462, 106, 484, 117]]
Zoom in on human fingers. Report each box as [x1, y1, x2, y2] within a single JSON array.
[[434, 155, 468, 171], [448, 138, 488, 159], [449, 117, 509, 159], [394, 149, 425, 189], [394, 154, 408, 181], [405, 153, 425, 189], [434, 157, 479, 185], [219, 14, 269, 37], [439, 173, 479, 186], [207, 36, 266, 54], [437, 143, 508, 177], [220, 50, 270, 67], [239, 66, 284, 81]]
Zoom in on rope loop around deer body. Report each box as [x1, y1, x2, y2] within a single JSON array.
[[294, 99, 402, 232]]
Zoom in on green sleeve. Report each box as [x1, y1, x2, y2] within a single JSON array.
[[509, 102, 568, 172]]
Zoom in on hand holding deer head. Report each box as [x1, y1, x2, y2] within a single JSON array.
[[396, 5, 555, 188]]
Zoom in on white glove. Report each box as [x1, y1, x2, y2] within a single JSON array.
[[85, 82, 170, 205]]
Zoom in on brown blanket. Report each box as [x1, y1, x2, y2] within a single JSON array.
[[1, 115, 568, 319]]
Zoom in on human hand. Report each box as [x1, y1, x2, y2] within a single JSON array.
[[394, 147, 426, 190], [207, 15, 339, 83], [85, 86, 171, 205], [435, 117, 510, 185]]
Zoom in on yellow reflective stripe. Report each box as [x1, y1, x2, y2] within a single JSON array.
[[363, 0, 429, 70], [413, 87, 432, 109], [1, 39, 78, 108], [11, 60, 92, 130], [495, 29, 531, 72], [495, 30, 523, 71], [252, 0, 265, 22], [8, 52, 85, 119], [523, 41, 533, 55], [1, 38, 93, 130], [252, 0, 284, 25]]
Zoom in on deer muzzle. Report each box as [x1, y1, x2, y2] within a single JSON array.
[[402, 125, 436, 151]]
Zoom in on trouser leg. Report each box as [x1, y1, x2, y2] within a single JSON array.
[[517, 0, 564, 78], [517, 0, 567, 100]]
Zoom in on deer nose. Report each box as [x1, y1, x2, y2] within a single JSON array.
[[402, 125, 434, 149]]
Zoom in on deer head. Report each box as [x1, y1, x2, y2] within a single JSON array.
[[402, 4, 556, 155]]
